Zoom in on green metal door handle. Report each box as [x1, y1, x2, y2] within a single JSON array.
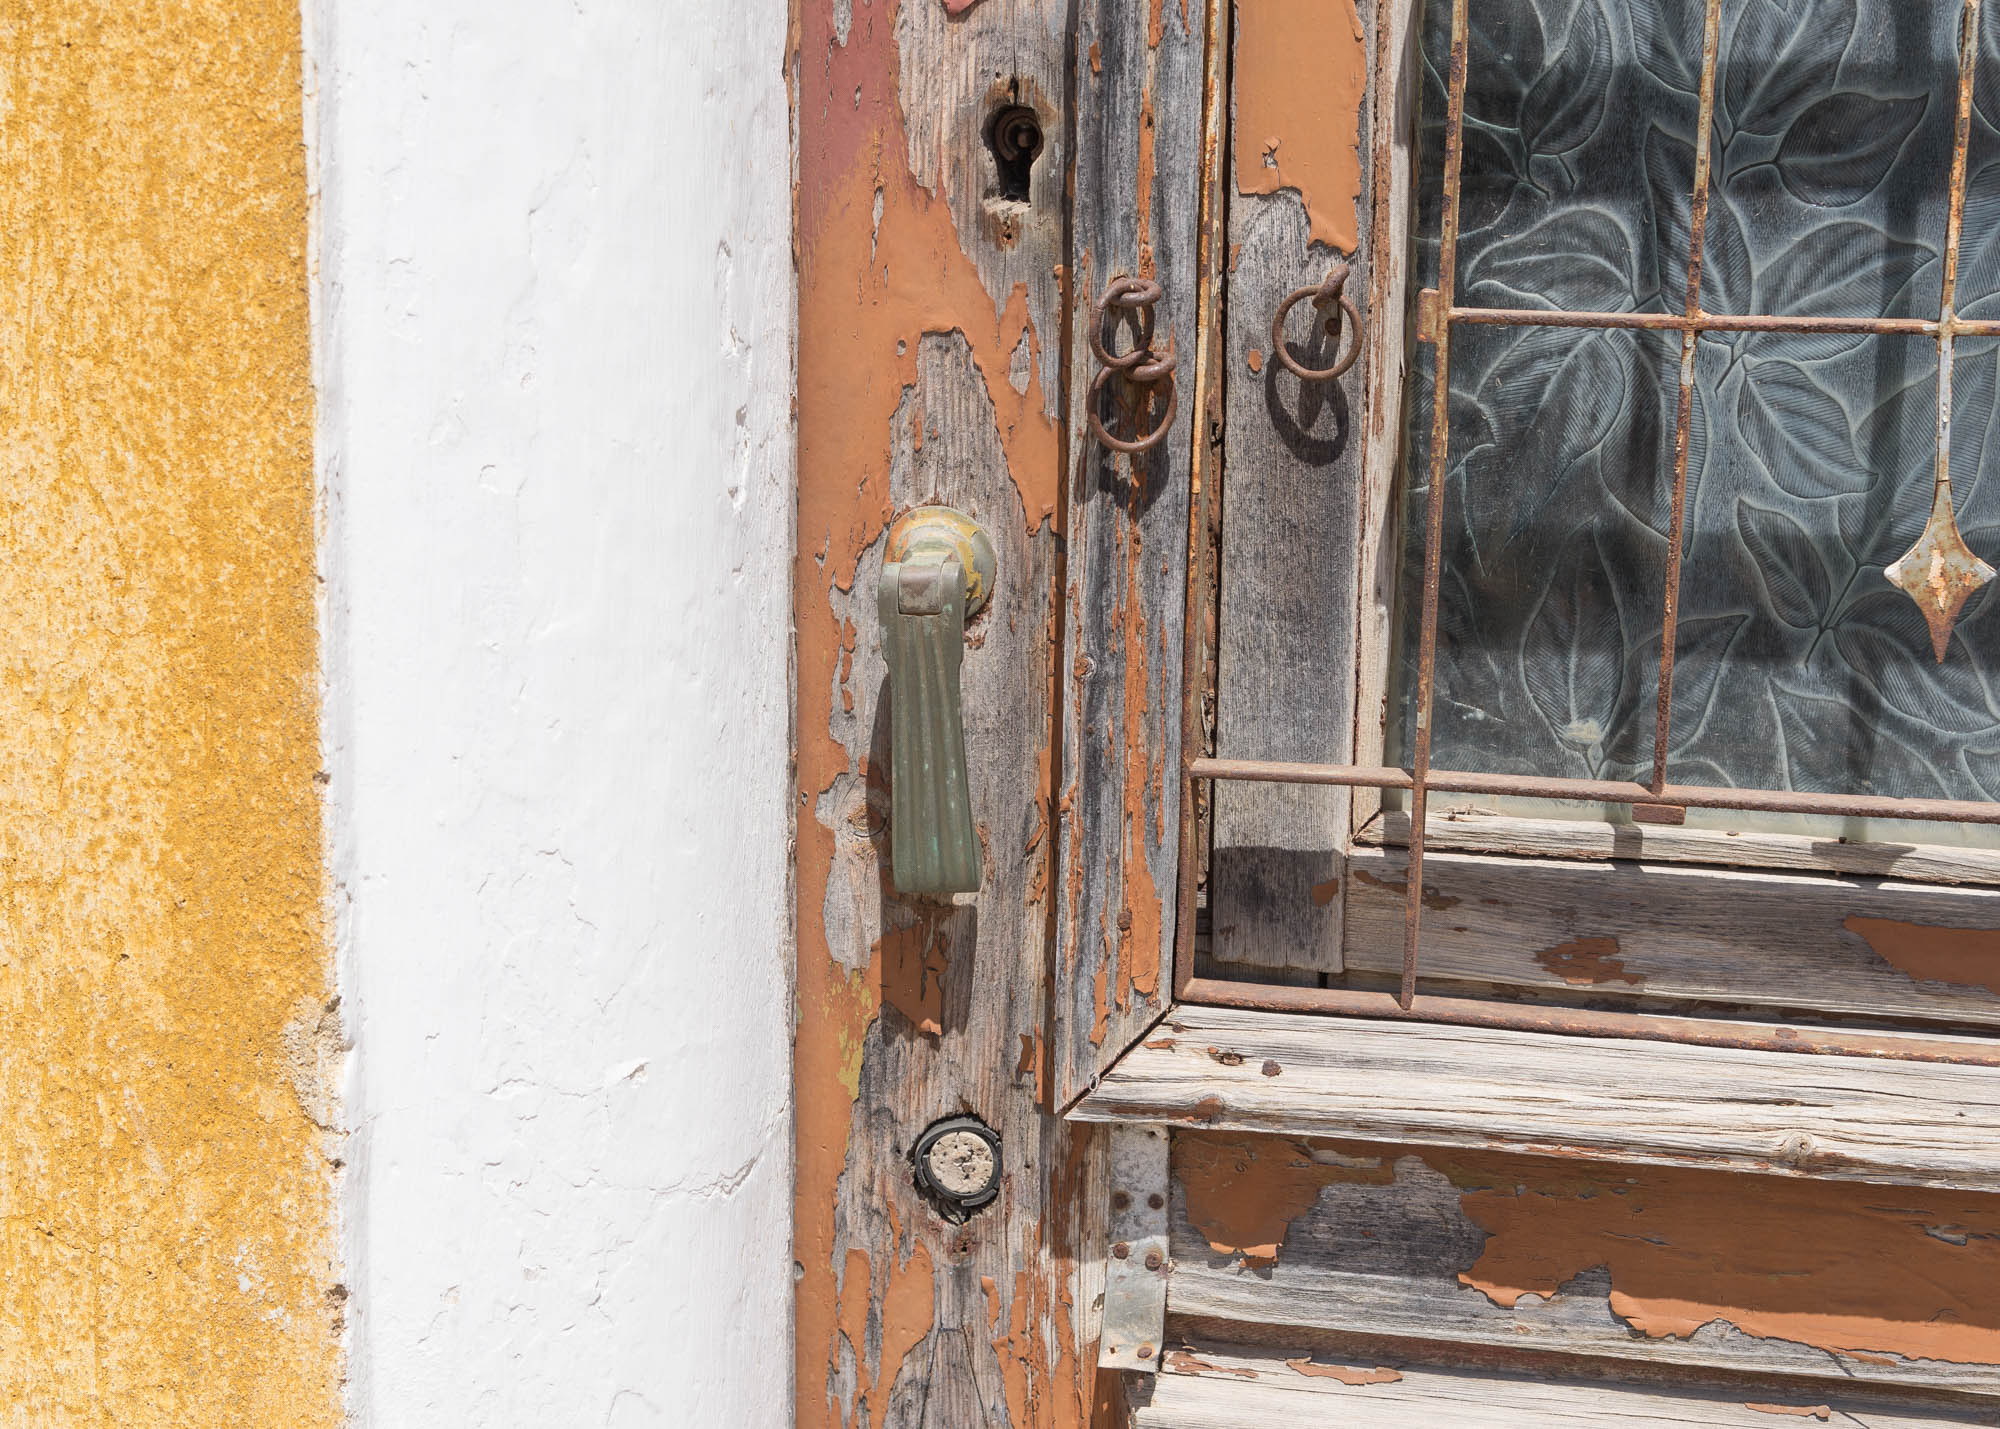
[[878, 507, 997, 895]]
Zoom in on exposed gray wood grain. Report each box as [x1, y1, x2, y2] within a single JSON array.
[[1140, 1345, 2000, 1426], [1374, 807, 2000, 887], [1072, 1003, 2000, 1190], [1056, 0, 1209, 1105], [896, 0, 1068, 425], [1343, 845, 2000, 1026], [1208, 1, 1373, 978], [1164, 1140, 2000, 1398]]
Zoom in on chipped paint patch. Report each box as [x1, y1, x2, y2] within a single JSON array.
[[1232, 0, 1368, 251], [1845, 915, 2000, 996], [1352, 867, 1460, 910], [1453, 1157, 2000, 1365], [1286, 1357, 1402, 1384], [1534, 936, 1643, 987], [1176, 1134, 1386, 1269], [1162, 1351, 1258, 1379], [1179, 1135, 2000, 1374]]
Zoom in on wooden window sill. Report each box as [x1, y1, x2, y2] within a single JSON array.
[[1070, 1004, 2000, 1192]]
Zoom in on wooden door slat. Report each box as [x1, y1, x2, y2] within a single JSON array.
[[1343, 845, 2000, 1025], [1072, 1003, 2000, 1190], [1139, 1346, 2000, 1426], [1055, 0, 1211, 1105]]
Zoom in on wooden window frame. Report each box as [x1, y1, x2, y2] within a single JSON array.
[[1060, 0, 2000, 1179], [1196, 0, 2000, 1033]]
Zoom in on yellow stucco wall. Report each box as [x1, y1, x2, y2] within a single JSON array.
[[0, 4, 338, 1423]]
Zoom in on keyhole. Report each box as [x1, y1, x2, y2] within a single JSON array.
[[986, 105, 1043, 203]]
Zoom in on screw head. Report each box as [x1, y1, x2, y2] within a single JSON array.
[[1147, 1193, 1164, 1210], [1137, 1344, 1156, 1361], [1111, 1191, 1130, 1211], [1112, 1241, 1131, 1260], [1144, 1250, 1163, 1271]]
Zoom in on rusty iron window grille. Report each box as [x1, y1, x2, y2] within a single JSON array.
[[1176, 0, 2000, 1058]]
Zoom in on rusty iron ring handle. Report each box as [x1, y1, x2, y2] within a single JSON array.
[[1089, 275, 1162, 371], [1088, 275, 1178, 454], [1271, 265, 1362, 382], [1088, 361, 1178, 455]]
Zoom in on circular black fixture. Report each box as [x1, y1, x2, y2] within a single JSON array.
[[912, 1115, 1002, 1220]]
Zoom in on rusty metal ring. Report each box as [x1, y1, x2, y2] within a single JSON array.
[[1088, 363, 1178, 455], [1102, 276, 1162, 308], [1090, 276, 1160, 371], [1270, 285, 1362, 382]]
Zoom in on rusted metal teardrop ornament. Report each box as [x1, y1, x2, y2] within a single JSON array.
[[1885, 483, 1994, 662]]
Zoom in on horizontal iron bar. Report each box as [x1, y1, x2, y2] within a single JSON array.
[[1444, 304, 2000, 340], [1188, 756, 2000, 826], [1177, 979, 2000, 1066]]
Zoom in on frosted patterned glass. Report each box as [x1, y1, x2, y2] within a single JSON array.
[[1393, 0, 2000, 822]]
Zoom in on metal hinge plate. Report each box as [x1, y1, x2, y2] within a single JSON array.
[[1098, 1122, 1169, 1374]]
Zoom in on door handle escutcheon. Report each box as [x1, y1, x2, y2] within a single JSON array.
[[878, 506, 997, 895]]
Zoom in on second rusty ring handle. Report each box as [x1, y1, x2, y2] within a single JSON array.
[[1088, 362, 1179, 455], [1089, 275, 1177, 454], [1271, 263, 1362, 382]]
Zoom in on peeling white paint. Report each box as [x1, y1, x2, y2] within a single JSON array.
[[307, 1, 795, 1423]]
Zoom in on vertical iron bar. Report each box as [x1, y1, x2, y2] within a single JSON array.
[[1402, 0, 1471, 1009], [1936, 0, 1984, 533], [1649, 0, 1726, 794]]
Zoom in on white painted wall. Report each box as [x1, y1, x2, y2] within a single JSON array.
[[306, 2, 794, 1423]]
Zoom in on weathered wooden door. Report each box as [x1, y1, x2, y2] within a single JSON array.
[[797, 0, 2000, 1423]]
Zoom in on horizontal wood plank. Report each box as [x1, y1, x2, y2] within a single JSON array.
[[1343, 845, 2000, 1027], [1140, 1346, 2000, 1426], [1375, 808, 2000, 887], [1070, 1004, 2000, 1190], [1163, 1135, 2000, 1397]]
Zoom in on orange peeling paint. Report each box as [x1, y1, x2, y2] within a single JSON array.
[[875, 1241, 937, 1429], [1454, 1159, 2000, 1365], [1162, 1351, 1257, 1378], [1232, 0, 1368, 251], [1845, 916, 2000, 996], [1179, 1134, 2000, 1372], [835, 1242, 938, 1429], [1534, 936, 1642, 987], [1177, 1135, 1385, 1269], [1110, 508, 1164, 1015], [1246, 346, 1264, 373], [1286, 1358, 1403, 1385]]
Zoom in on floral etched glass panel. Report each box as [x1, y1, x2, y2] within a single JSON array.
[[1391, 0, 2000, 836], [1700, 0, 1954, 320]]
